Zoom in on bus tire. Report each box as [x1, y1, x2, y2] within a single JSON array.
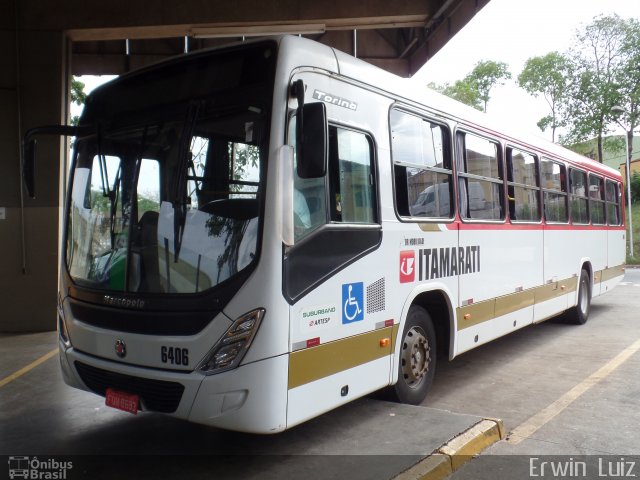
[[568, 269, 591, 325], [392, 305, 437, 405]]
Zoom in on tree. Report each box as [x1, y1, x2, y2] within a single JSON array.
[[70, 77, 87, 126], [631, 172, 640, 204], [613, 18, 640, 164], [443, 79, 483, 111], [428, 80, 482, 111], [428, 60, 511, 113], [561, 15, 628, 162], [71, 78, 87, 105], [518, 52, 570, 142], [467, 60, 511, 113]]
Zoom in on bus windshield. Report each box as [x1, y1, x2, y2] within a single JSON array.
[[65, 43, 275, 294]]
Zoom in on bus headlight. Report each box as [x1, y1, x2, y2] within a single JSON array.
[[58, 314, 71, 348], [58, 294, 72, 349], [197, 308, 265, 375], [58, 308, 71, 349]]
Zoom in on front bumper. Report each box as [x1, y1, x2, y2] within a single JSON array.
[[59, 343, 288, 434]]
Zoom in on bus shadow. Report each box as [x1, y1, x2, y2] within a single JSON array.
[[23, 398, 427, 479], [424, 302, 615, 422]]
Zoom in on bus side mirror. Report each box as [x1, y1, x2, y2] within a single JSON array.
[[21, 124, 92, 199], [23, 139, 37, 198], [296, 102, 327, 179]]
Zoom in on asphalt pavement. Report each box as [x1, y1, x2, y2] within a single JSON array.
[[2, 271, 639, 480], [439, 269, 640, 479]]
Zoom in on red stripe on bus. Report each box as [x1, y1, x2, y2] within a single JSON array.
[[443, 222, 625, 232]]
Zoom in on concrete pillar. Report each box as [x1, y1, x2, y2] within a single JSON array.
[[0, 2, 66, 332]]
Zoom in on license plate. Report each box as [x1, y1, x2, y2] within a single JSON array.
[[105, 388, 139, 415]]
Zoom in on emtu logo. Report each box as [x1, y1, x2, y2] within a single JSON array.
[[400, 251, 415, 283]]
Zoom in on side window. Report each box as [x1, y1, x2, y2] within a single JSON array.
[[606, 180, 621, 226], [185, 123, 262, 211], [287, 115, 327, 242], [541, 159, 568, 223], [569, 168, 589, 224], [288, 115, 327, 241], [229, 142, 260, 194], [390, 109, 453, 219], [457, 132, 504, 221], [288, 118, 376, 241], [137, 159, 160, 220], [507, 147, 540, 222], [329, 126, 376, 224], [589, 174, 606, 225]]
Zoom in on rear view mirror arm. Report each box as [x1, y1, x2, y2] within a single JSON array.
[[22, 125, 92, 198]]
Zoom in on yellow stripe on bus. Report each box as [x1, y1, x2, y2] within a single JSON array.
[[456, 267, 624, 332], [457, 278, 577, 331], [288, 324, 399, 390], [600, 265, 625, 283], [287, 266, 624, 387]]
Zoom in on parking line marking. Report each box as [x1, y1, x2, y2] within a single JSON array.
[[0, 348, 58, 389], [509, 338, 640, 445]]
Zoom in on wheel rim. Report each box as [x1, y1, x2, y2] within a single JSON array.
[[579, 278, 589, 317], [400, 326, 431, 389]]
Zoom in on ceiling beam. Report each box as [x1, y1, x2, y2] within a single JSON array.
[[409, 0, 490, 75], [65, 0, 490, 77], [66, 15, 430, 42]]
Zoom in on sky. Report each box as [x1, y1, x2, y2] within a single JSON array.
[[74, 0, 640, 143], [417, 0, 640, 142]]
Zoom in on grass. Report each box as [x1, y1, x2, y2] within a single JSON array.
[[626, 202, 640, 265]]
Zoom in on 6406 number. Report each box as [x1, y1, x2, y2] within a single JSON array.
[[161, 346, 189, 366]]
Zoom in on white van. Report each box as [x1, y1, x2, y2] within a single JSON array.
[[410, 183, 450, 217]]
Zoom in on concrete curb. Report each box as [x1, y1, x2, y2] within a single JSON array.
[[393, 418, 505, 480]]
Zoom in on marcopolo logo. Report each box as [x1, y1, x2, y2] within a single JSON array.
[[8, 456, 72, 479], [103, 295, 145, 309]]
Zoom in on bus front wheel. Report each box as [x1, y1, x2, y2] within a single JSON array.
[[392, 305, 437, 405], [568, 269, 591, 325]]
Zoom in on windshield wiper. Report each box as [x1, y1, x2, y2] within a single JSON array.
[[95, 125, 121, 249], [108, 166, 122, 248], [172, 102, 201, 261]]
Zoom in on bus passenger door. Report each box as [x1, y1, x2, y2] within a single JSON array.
[[283, 72, 394, 428]]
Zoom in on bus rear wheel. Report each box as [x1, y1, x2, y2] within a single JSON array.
[[392, 305, 436, 405], [568, 269, 591, 325]]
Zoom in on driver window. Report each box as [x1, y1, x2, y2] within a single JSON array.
[[288, 115, 327, 241], [287, 115, 377, 242], [329, 127, 375, 224]]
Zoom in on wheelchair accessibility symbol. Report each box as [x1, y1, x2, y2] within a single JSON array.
[[342, 282, 364, 324]]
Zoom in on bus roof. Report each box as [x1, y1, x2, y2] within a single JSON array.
[[303, 36, 621, 181], [86, 35, 621, 182]]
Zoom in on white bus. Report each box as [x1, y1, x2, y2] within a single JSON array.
[[24, 35, 625, 433]]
